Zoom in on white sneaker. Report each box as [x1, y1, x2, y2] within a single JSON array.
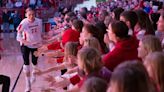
[[30, 72, 36, 84], [31, 65, 38, 84], [25, 81, 31, 92]]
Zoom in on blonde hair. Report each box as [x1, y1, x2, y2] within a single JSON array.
[[145, 52, 164, 92], [84, 37, 101, 53], [64, 42, 78, 60], [78, 47, 102, 74], [141, 35, 162, 53]]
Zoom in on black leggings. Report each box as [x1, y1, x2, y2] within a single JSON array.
[[21, 45, 38, 65], [0, 75, 10, 92]]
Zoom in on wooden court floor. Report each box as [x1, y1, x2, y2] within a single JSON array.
[[0, 33, 58, 92]]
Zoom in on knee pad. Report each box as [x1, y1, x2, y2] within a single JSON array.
[[23, 65, 30, 74]]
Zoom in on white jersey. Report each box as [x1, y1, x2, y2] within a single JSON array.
[[17, 18, 42, 48]]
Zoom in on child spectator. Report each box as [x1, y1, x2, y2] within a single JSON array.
[[69, 47, 111, 91], [35, 42, 78, 76], [44, 47, 111, 92]]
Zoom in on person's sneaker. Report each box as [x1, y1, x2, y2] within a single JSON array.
[[25, 82, 31, 92], [25, 90, 30, 92], [31, 65, 39, 84]]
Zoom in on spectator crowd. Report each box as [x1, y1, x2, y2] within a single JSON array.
[[1, 0, 164, 92]]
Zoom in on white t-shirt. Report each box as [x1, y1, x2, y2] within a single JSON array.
[[17, 18, 42, 48]]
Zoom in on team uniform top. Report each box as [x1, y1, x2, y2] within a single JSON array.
[[17, 18, 42, 48]]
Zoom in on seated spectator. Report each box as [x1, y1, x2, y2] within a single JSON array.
[[137, 35, 162, 61], [134, 9, 155, 40], [104, 15, 113, 28], [120, 10, 138, 36], [83, 37, 101, 53], [144, 52, 164, 92], [0, 75, 10, 92], [42, 19, 83, 56], [150, 12, 160, 30], [78, 7, 89, 24], [98, 9, 108, 22], [35, 42, 78, 76], [37, 17, 81, 55], [69, 47, 111, 91], [95, 22, 108, 53], [79, 24, 108, 53], [103, 21, 139, 71], [45, 47, 111, 92], [112, 7, 124, 20], [79, 7, 88, 20], [107, 61, 154, 92], [103, 16, 115, 52]]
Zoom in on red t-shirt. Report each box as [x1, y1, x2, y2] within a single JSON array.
[[62, 28, 80, 45], [103, 36, 139, 71], [47, 28, 80, 50]]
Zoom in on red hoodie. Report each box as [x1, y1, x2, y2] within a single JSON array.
[[102, 36, 139, 71]]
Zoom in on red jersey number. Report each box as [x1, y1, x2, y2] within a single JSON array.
[[31, 28, 37, 34]]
